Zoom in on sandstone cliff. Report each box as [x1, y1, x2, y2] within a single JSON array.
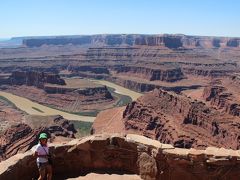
[[105, 76, 202, 93], [202, 78, 240, 116], [68, 65, 110, 75], [23, 34, 240, 49], [0, 123, 40, 162], [0, 115, 76, 162], [44, 84, 112, 99], [10, 71, 66, 88], [93, 89, 240, 150], [111, 65, 184, 82], [0, 134, 240, 180]]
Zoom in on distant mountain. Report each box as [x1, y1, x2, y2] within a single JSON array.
[[22, 34, 240, 49], [0, 37, 23, 48], [2, 34, 240, 49]]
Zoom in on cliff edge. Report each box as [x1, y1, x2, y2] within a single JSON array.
[[0, 134, 240, 180]]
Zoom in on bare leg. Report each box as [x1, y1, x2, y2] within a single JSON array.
[[46, 164, 53, 180], [38, 167, 46, 180]]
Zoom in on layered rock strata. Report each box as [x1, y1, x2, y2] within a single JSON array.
[[8, 71, 65, 88], [203, 79, 240, 116], [112, 65, 184, 82], [0, 134, 240, 180], [93, 89, 240, 149], [0, 123, 40, 162], [105, 76, 202, 93], [0, 71, 114, 112], [0, 115, 76, 162], [23, 34, 240, 48], [4, 85, 114, 113]]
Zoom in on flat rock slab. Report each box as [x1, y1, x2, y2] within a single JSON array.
[[67, 173, 142, 180]]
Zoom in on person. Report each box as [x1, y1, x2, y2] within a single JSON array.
[[34, 133, 53, 180]]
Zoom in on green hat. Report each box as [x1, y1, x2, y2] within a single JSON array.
[[39, 133, 48, 140]]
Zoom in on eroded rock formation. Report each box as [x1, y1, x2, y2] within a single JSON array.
[[0, 115, 76, 162], [93, 89, 240, 150], [227, 38, 240, 47], [0, 70, 114, 113], [203, 78, 240, 117], [0, 123, 40, 162], [23, 34, 240, 48], [2, 34, 240, 96], [4, 84, 114, 113], [10, 71, 66, 88], [0, 134, 240, 180], [112, 65, 184, 82]]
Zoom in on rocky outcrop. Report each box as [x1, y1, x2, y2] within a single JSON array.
[[0, 74, 11, 85], [93, 89, 240, 149], [181, 62, 238, 78], [202, 79, 240, 117], [202, 81, 228, 107], [44, 84, 112, 99], [231, 75, 240, 85], [4, 84, 114, 113], [1, 134, 240, 180], [75, 86, 112, 99], [23, 34, 184, 48], [0, 123, 40, 162], [9, 71, 65, 88], [134, 35, 183, 48], [226, 38, 240, 47], [22, 34, 240, 49], [112, 65, 184, 82], [0, 115, 76, 162], [68, 65, 110, 74], [105, 76, 201, 93], [228, 104, 240, 116], [106, 77, 159, 92], [182, 68, 233, 77]]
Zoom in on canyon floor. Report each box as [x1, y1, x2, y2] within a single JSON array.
[[1, 34, 240, 170]]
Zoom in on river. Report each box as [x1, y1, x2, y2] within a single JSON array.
[[91, 79, 142, 101], [0, 80, 142, 121], [0, 91, 95, 122]]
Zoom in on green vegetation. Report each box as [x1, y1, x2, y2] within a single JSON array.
[[107, 87, 132, 107], [70, 120, 93, 138], [115, 94, 132, 106], [46, 105, 100, 117], [72, 110, 100, 117], [32, 107, 44, 113], [71, 87, 132, 117]]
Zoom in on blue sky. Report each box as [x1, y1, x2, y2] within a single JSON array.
[[0, 0, 239, 38]]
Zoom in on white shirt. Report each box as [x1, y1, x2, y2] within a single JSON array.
[[35, 143, 49, 163]]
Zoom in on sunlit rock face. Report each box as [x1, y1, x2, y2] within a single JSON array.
[[23, 34, 240, 48], [1, 134, 240, 180], [93, 89, 240, 150]]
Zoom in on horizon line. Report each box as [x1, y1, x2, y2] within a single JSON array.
[[2, 33, 240, 40]]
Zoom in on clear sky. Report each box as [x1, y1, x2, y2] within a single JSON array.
[[0, 0, 239, 38]]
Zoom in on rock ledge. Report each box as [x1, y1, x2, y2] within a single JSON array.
[[0, 134, 240, 180]]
